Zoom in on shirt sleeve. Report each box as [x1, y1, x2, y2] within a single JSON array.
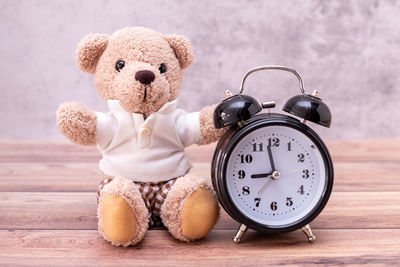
[[96, 111, 117, 151], [175, 110, 201, 147]]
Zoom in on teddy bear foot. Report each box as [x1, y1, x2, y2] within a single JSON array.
[[180, 187, 220, 239], [160, 175, 220, 242], [97, 176, 149, 246]]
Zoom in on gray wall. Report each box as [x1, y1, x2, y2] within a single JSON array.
[[0, 0, 399, 140]]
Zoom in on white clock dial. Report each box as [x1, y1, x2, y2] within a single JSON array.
[[225, 125, 327, 226]]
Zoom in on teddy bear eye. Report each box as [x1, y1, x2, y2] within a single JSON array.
[[115, 60, 125, 71], [159, 63, 167, 74]]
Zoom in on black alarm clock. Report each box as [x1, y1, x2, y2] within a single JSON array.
[[211, 65, 334, 243]]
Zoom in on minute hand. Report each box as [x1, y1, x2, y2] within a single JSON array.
[[267, 145, 276, 172]]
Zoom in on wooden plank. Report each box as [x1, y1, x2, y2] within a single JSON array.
[[1, 161, 400, 192], [1, 191, 399, 230], [0, 229, 399, 266], [1, 139, 400, 163], [0, 140, 100, 163], [327, 139, 400, 162], [0, 141, 214, 163], [0, 192, 96, 230], [218, 191, 400, 230], [0, 162, 101, 192], [331, 161, 400, 192]]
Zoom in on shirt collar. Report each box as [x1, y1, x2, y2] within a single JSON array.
[[107, 99, 178, 115]]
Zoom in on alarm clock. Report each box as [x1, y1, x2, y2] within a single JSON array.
[[211, 65, 334, 244]]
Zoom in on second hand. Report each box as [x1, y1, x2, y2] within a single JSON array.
[[257, 169, 304, 194]]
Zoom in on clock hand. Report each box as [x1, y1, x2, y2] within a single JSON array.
[[267, 145, 276, 172], [252, 146, 277, 179], [257, 147, 279, 194], [279, 169, 304, 175], [257, 170, 304, 194], [257, 170, 280, 194], [257, 177, 271, 194], [251, 172, 273, 179]]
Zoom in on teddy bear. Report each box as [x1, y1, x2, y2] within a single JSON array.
[[56, 27, 226, 246]]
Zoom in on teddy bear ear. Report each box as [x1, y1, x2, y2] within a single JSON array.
[[164, 34, 194, 69], [76, 33, 110, 74]]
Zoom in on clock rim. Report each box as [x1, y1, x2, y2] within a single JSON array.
[[211, 113, 334, 233]]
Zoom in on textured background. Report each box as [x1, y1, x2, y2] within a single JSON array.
[[0, 0, 399, 140]]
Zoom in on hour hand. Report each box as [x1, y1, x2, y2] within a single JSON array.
[[251, 173, 272, 179]]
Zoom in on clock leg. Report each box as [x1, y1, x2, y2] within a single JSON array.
[[233, 224, 248, 244], [301, 224, 316, 242]]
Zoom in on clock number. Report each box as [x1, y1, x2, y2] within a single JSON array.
[[238, 170, 246, 179], [254, 197, 261, 207], [242, 186, 250, 195], [270, 201, 277, 211], [239, 154, 253, 163], [298, 153, 305, 162], [267, 137, 280, 147], [302, 169, 310, 179], [252, 143, 263, 152], [298, 185, 305, 195], [286, 197, 293, 206], [287, 142, 292, 151]]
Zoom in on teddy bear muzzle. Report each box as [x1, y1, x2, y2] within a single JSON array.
[[135, 70, 156, 85]]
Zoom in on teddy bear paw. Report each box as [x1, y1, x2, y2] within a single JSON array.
[[160, 175, 220, 242], [180, 187, 219, 240], [99, 194, 137, 244], [97, 176, 149, 246]]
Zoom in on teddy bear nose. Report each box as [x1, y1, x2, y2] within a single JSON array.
[[135, 70, 155, 85]]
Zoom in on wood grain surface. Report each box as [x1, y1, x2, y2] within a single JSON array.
[[0, 140, 399, 266]]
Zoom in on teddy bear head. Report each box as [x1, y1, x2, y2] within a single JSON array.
[[76, 27, 194, 114]]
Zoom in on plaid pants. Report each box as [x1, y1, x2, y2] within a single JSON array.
[[97, 177, 177, 226]]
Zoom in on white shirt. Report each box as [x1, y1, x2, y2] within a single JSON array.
[[96, 99, 200, 183]]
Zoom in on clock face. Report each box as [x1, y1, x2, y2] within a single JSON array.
[[224, 125, 328, 227]]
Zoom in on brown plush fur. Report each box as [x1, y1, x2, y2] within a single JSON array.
[[92, 27, 187, 116], [198, 105, 227, 145], [163, 34, 194, 69], [77, 34, 109, 74], [56, 102, 97, 145], [57, 27, 226, 246]]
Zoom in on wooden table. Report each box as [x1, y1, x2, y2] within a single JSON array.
[[0, 140, 399, 266]]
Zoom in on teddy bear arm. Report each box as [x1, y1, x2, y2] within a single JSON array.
[[56, 102, 97, 146], [198, 105, 227, 145]]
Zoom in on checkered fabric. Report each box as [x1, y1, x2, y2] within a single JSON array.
[[97, 177, 177, 226], [136, 178, 177, 226], [97, 177, 113, 203]]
